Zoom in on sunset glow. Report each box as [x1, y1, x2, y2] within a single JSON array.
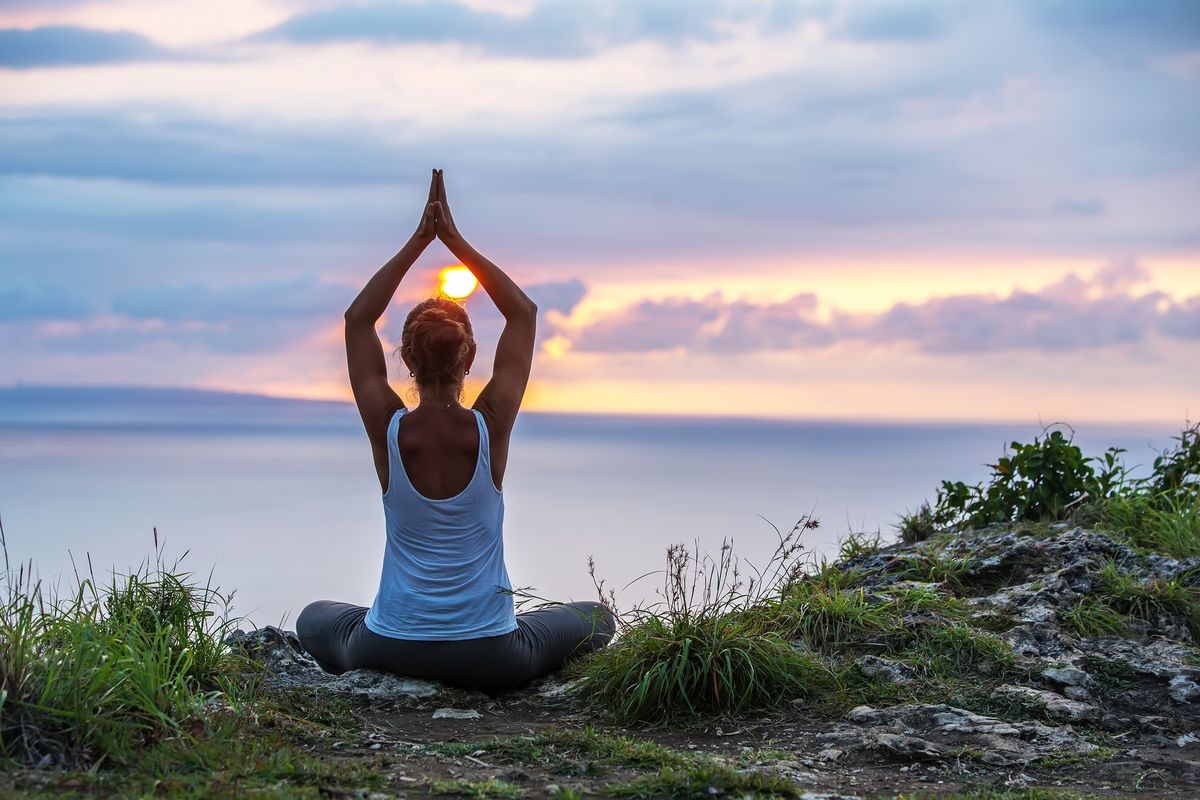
[[438, 266, 479, 301], [0, 0, 1195, 424]]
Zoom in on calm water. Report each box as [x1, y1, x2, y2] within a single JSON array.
[[0, 387, 1178, 626]]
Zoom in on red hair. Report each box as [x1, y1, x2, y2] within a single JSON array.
[[399, 298, 474, 385]]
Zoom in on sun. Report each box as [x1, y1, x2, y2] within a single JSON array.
[[438, 266, 478, 300]]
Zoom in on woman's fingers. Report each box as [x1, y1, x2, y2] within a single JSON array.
[[437, 169, 447, 204], [427, 169, 438, 204]]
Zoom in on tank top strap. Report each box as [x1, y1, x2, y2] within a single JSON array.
[[472, 408, 491, 473], [384, 407, 407, 496]]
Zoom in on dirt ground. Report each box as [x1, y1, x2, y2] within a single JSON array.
[[296, 698, 1200, 799]]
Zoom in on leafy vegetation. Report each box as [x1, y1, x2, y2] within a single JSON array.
[[900, 422, 1200, 560]]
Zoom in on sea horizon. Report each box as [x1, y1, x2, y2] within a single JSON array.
[[0, 384, 1185, 626]]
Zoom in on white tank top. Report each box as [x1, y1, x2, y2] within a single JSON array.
[[364, 407, 518, 640]]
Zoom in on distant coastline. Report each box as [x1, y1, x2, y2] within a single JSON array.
[[0, 384, 1171, 437]]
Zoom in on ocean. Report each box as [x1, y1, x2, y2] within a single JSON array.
[[0, 386, 1179, 627]]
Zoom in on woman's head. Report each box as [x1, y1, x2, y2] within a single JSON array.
[[399, 298, 476, 387]]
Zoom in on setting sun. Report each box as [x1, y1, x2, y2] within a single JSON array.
[[438, 266, 478, 300]]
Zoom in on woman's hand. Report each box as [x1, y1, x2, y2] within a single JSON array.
[[431, 169, 464, 244], [413, 169, 439, 244]]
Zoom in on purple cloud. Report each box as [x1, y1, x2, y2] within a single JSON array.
[[562, 261, 1199, 355]]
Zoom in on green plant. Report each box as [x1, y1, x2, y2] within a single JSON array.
[[912, 423, 1200, 550], [1090, 559, 1200, 638], [837, 529, 884, 560], [1061, 597, 1129, 638], [898, 502, 941, 543], [607, 761, 797, 799], [935, 427, 1109, 528], [429, 778, 523, 799], [578, 517, 836, 723], [779, 580, 895, 651], [0, 524, 244, 767]]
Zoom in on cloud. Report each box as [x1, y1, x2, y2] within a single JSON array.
[[251, 0, 823, 57], [9, 276, 591, 358], [833, 1, 952, 42], [525, 279, 587, 315], [1023, 0, 1200, 49], [0, 109, 414, 186], [1159, 297, 1200, 341], [569, 294, 724, 352], [0, 281, 92, 321], [0, 25, 173, 69], [112, 278, 354, 322], [561, 261, 1199, 354]]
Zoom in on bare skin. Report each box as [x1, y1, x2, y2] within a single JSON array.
[[343, 169, 538, 498]]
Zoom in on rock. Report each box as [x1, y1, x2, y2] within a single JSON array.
[[527, 675, 589, 706], [1063, 685, 1092, 701], [1168, 675, 1200, 704], [1041, 665, 1091, 687], [326, 671, 452, 704], [432, 707, 482, 719], [991, 685, 1099, 723], [227, 626, 482, 707], [226, 626, 324, 681], [858, 655, 917, 685], [226, 625, 599, 710], [818, 704, 1100, 767]]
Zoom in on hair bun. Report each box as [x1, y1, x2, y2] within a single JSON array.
[[400, 298, 475, 385]]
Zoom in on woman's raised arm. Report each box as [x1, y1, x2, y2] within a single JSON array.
[[344, 171, 438, 451], [429, 170, 537, 432]]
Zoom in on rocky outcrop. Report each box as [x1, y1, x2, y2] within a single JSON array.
[[842, 525, 1200, 736], [817, 704, 1100, 766], [224, 625, 585, 709], [229, 525, 1199, 774]]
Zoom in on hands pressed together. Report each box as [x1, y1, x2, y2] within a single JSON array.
[[414, 168, 462, 246]]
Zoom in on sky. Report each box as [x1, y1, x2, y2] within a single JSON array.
[[1, 0, 1198, 423]]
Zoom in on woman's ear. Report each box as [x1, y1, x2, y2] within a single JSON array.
[[465, 343, 478, 374], [399, 347, 414, 375]]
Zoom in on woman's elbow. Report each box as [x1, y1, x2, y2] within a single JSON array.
[[344, 305, 366, 325]]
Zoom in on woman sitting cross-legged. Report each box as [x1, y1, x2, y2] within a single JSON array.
[[297, 169, 615, 692]]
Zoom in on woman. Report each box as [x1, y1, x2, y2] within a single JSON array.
[[297, 169, 615, 692]]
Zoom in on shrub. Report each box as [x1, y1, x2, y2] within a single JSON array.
[[933, 427, 1114, 529], [910, 422, 1200, 556]]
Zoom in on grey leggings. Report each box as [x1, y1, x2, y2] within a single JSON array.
[[296, 600, 616, 693]]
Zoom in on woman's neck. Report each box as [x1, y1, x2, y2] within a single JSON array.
[[416, 385, 463, 409]]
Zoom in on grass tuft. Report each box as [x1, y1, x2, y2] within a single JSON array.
[[606, 761, 797, 799], [0, 523, 245, 767], [578, 517, 835, 723]]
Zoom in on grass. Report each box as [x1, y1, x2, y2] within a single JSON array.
[[605, 761, 798, 799], [577, 610, 837, 723], [1, 705, 389, 798], [778, 579, 896, 651], [1060, 597, 1129, 637], [0, 524, 248, 767], [1085, 491, 1200, 560], [1091, 558, 1200, 638], [578, 517, 843, 723], [427, 725, 693, 772], [579, 515, 1023, 724], [429, 778, 523, 799]]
